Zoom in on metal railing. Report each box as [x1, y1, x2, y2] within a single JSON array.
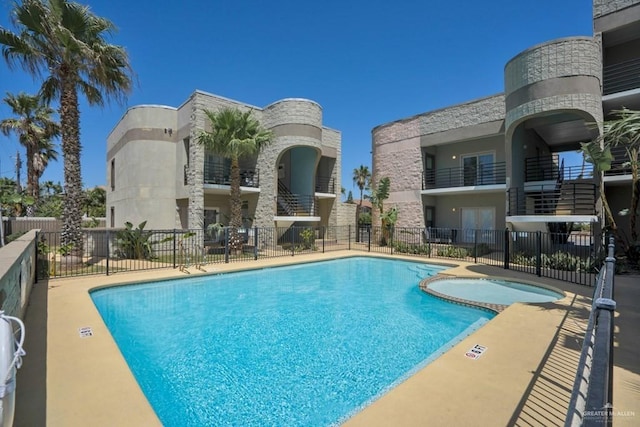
[[603, 56, 640, 95], [315, 175, 335, 193], [604, 146, 633, 177], [423, 161, 506, 190], [566, 237, 616, 426], [507, 183, 597, 216], [36, 225, 598, 286], [525, 156, 593, 182], [203, 161, 260, 188]]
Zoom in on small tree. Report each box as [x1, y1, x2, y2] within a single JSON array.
[[368, 177, 397, 245]]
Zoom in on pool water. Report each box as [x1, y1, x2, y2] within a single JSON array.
[[91, 257, 494, 427], [428, 278, 563, 305]]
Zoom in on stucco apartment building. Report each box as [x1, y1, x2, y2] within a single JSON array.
[[372, 0, 639, 239], [106, 91, 352, 232]]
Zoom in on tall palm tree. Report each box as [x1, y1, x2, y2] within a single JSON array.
[[353, 165, 371, 210], [0, 0, 133, 248], [0, 92, 59, 214], [197, 107, 272, 251], [33, 138, 59, 199], [353, 165, 370, 241]]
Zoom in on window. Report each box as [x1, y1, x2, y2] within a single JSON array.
[[460, 207, 495, 242], [424, 206, 435, 228], [110, 158, 115, 191], [462, 153, 495, 186]]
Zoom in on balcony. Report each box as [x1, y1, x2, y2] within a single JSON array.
[[507, 183, 596, 216], [423, 161, 506, 190], [203, 161, 259, 188], [276, 194, 318, 216], [605, 146, 633, 177], [525, 156, 593, 182], [315, 175, 335, 194], [603, 57, 640, 95]]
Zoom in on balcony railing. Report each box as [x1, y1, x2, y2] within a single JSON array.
[[603, 56, 640, 95], [315, 176, 335, 193], [605, 145, 633, 177], [276, 194, 318, 216], [507, 183, 596, 216], [203, 161, 259, 188], [525, 156, 593, 181], [423, 161, 506, 190]]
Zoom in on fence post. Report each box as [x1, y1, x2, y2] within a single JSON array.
[[504, 228, 510, 270], [390, 227, 394, 255], [254, 226, 258, 260], [536, 230, 542, 277], [348, 225, 351, 250], [224, 227, 230, 263], [322, 226, 325, 253], [106, 229, 110, 276], [34, 231, 39, 283], [368, 226, 371, 252], [474, 229, 478, 264], [172, 229, 177, 269]]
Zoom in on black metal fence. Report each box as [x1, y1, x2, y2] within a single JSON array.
[[565, 237, 616, 426], [35, 225, 600, 286]]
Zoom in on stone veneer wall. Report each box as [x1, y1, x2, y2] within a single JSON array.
[[371, 95, 505, 228], [593, 0, 640, 17], [185, 92, 261, 229], [256, 99, 323, 227], [504, 37, 603, 133]]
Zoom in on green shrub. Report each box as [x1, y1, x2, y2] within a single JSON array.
[[299, 228, 317, 250], [436, 245, 468, 258], [394, 241, 430, 255], [116, 221, 157, 260]]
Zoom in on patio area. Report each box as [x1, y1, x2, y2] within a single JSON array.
[[13, 252, 640, 426]]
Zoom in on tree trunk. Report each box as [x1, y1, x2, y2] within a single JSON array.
[[229, 156, 242, 252], [60, 76, 84, 255]]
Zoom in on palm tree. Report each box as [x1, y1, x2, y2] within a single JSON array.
[[353, 165, 370, 241], [368, 177, 393, 245], [582, 108, 640, 248], [352, 165, 371, 210], [0, 0, 133, 249], [0, 92, 59, 214], [33, 139, 59, 199], [197, 107, 272, 251]]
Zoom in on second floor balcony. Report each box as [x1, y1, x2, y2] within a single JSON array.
[[315, 175, 335, 194], [202, 161, 260, 188], [603, 56, 640, 96], [423, 161, 506, 190], [508, 183, 596, 216]]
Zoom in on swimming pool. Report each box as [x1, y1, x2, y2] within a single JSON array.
[[427, 278, 563, 305], [91, 257, 494, 426]]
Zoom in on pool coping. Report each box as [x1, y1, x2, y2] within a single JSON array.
[[419, 273, 566, 314]]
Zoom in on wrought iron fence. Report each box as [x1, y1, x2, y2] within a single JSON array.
[[36, 225, 599, 286]]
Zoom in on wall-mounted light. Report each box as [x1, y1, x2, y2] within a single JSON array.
[[452, 208, 456, 212], [164, 128, 173, 136], [452, 155, 456, 159]]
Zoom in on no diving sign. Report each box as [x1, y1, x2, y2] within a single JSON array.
[[465, 344, 487, 360]]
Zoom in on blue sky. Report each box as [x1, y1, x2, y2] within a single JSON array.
[[0, 0, 593, 195]]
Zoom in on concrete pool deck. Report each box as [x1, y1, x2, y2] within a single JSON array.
[[14, 251, 640, 426]]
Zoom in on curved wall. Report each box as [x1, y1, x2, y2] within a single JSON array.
[[249, 99, 324, 226], [504, 37, 603, 135]]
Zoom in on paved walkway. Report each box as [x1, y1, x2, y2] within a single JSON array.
[[13, 253, 640, 426]]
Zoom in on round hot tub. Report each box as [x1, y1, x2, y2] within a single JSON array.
[[427, 278, 563, 306]]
